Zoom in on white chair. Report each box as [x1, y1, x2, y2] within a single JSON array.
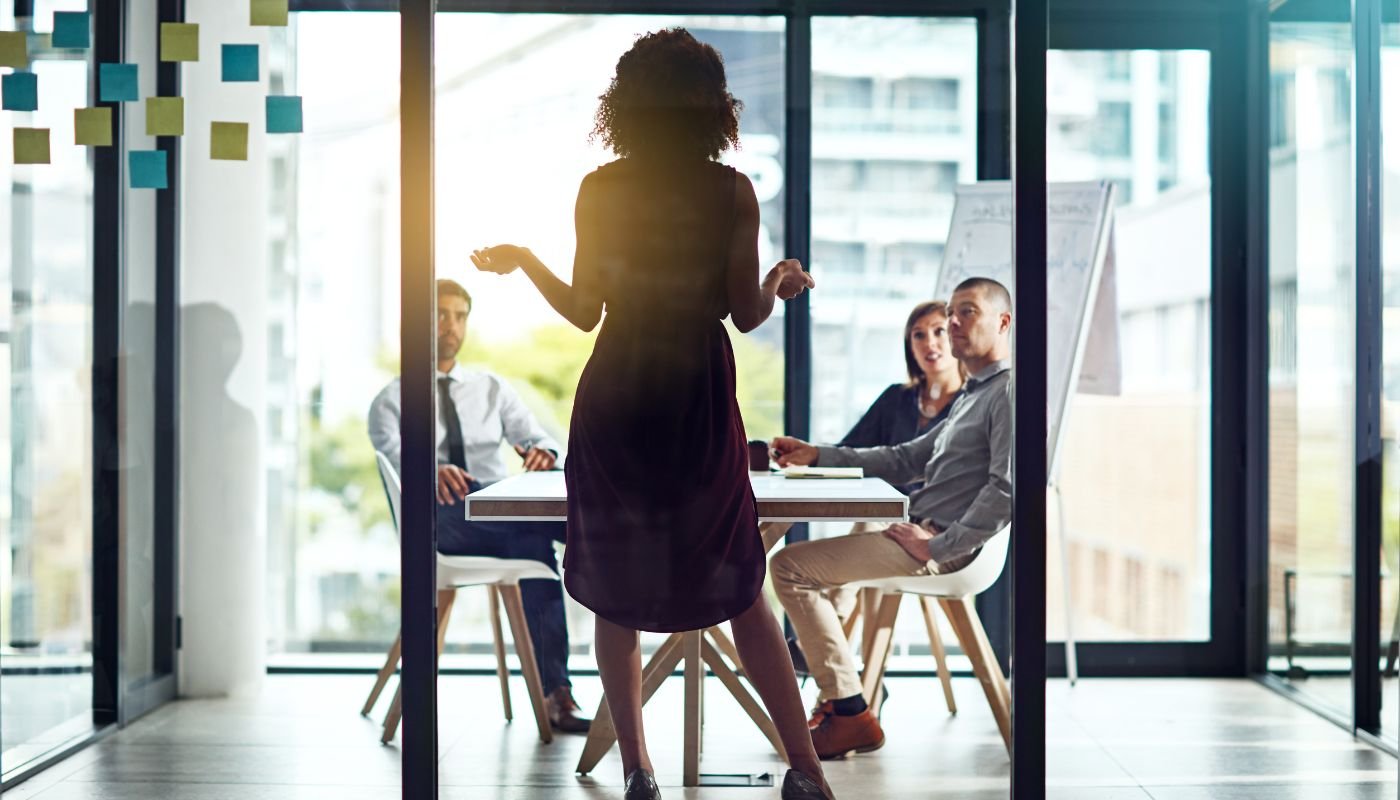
[[847, 526, 1012, 750], [361, 452, 558, 744]]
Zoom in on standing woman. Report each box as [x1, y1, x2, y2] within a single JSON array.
[[470, 28, 833, 800]]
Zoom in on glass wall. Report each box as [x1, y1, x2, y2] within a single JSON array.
[[0, 3, 95, 774], [806, 15, 978, 665], [265, 12, 784, 661], [1267, 21, 1357, 713], [1379, 17, 1400, 745], [1045, 49, 1213, 643]]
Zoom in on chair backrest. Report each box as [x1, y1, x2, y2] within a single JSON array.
[[947, 525, 1010, 597], [374, 451, 404, 538]]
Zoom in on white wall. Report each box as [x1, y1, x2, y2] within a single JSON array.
[[177, 0, 270, 698]]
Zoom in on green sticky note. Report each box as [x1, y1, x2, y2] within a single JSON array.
[[210, 122, 249, 161], [14, 128, 50, 165], [75, 108, 113, 147], [146, 96, 185, 136], [160, 22, 198, 62], [0, 31, 27, 68], [251, 0, 289, 27]]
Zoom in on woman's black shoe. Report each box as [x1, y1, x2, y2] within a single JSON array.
[[781, 769, 831, 799], [624, 768, 661, 800]]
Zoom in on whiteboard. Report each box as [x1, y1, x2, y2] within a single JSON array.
[[934, 180, 1118, 478]]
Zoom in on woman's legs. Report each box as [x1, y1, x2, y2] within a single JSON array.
[[729, 595, 832, 796], [593, 615, 653, 778]]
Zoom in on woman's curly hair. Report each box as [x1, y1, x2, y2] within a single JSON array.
[[592, 28, 743, 161]]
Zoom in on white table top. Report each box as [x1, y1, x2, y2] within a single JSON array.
[[464, 470, 908, 524]]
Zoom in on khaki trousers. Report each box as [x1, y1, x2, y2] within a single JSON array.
[[770, 525, 927, 702]]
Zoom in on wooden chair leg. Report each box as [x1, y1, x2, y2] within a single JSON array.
[[939, 596, 1010, 751], [499, 583, 553, 744], [706, 625, 744, 673], [919, 596, 957, 714], [842, 592, 863, 644], [859, 587, 882, 662], [860, 592, 902, 707], [487, 585, 513, 722], [382, 589, 456, 744], [362, 629, 402, 716]]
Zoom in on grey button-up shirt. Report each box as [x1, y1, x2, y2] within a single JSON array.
[[817, 359, 1012, 569], [368, 364, 562, 485]]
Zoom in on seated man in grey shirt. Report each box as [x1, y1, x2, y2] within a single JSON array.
[[368, 279, 590, 733], [769, 277, 1013, 760]]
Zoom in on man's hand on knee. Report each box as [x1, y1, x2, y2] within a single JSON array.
[[883, 521, 936, 564], [437, 464, 475, 505]]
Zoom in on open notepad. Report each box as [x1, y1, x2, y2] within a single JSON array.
[[781, 466, 864, 479]]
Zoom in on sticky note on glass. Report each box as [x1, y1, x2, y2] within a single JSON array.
[[14, 128, 50, 165], [266, 96, 302, 134], [100, 63, 138, 102], [0, 31, 27, 68], [146, 97, 185, 137], [160, 22, 198, 62], [2, 71, 37, 111], [251, 0, 289, 27], [130, 150, 167, 190], [76, 108, 113, 147], [222, 44, 258, 82], [52, 11, 90, 49], [211, 122, 249, 161]]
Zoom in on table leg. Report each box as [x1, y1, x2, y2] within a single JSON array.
[[683, 631, 702, 786], [761, 521, 794, 552], [575, 632, 684, 776]]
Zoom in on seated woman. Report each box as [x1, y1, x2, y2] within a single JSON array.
[[788, 300, 965, 681], [840, 299, 966, 486]]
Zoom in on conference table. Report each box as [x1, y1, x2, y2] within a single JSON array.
[[465, 470, 907, 786]]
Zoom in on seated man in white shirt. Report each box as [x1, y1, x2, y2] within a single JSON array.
[[368, 279, 590, 733]]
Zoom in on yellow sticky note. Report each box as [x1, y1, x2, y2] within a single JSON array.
[[76, 108, 113, 146], [210, 122, 249, 161], [251, 0, 288, 26], [146, 97, 185, 136], [0, 31, 27, 68], [160, 22, 198, 62], [14, 128, 50, 165]]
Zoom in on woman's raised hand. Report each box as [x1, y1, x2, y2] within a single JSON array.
[[766, 258, 815, 301], [471, 245, 532, 275]]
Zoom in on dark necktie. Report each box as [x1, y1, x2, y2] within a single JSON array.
[[437, 376, 467, 470]]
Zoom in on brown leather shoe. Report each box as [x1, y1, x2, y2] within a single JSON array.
[[807, 700, 834, 730], [809, 708, 884, 760], [546, 686, 591, 734]]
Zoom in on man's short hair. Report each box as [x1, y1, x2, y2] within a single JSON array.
[[437, 279, 472, 313], [953, 277, 1012, 314]]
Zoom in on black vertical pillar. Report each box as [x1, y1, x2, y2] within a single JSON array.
[[784, 6, 811, 443], [1351, 0, 1383, 735], [92, 0, 127, 729], [976, 3, 1014, 674], [1011, 0, 1047, 797], [400, 0, 438, 797], [154, 0, 183, 684]]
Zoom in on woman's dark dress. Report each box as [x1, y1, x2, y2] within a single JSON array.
[[563, 158, 765, 633]]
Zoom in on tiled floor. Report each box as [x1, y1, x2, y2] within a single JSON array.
[[4, 674, 1396, 799]]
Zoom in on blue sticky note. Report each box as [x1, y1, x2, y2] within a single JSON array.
[[266, 95, 302, 133], [222, 44, 259, 82], [99, 63, 138, 102], [129, 150, 168, 190], [53, 11, 90, 49], [2, 71, 37, 111]]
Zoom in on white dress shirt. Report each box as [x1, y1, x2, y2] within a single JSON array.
[[367, 364, 562, 486]]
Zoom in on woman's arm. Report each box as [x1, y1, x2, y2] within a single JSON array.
[[838, 384, 900, 448], [470, 177, 605, 332], [726, 172, 813, 333]]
